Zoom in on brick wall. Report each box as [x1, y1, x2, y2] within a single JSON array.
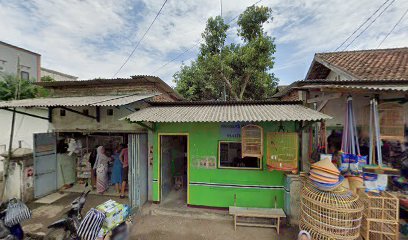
[[50, 83, 178, 102], [281, 90, 300, 101]]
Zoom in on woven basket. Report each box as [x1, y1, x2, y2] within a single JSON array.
[[300, 177, 364, 240]]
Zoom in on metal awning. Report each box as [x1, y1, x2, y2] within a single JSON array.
[[124, 102, 332, 123], [0, 93, 159, 108]]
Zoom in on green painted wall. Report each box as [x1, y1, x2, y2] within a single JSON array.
[[152, 121, 298, 208]]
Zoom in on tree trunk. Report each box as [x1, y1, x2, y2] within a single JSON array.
[[239, 74, 251, 100], [220, 73, 239, 100]]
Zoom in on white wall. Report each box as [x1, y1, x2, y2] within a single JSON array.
[[0, 43, 40, 81], [50, 103, 146, 133], [0, 108, 50, 150], [41, 68, 77, 82]]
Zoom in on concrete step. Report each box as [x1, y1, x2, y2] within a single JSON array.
[[147, 205, 231, 221]]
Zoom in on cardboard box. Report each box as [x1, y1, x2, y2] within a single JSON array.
[[96, 200, 129, 236]]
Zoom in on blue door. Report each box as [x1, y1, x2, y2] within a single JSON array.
[[33, 133, 57, 198]]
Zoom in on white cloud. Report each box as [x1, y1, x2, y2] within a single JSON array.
[[0, 0, 406, 87]]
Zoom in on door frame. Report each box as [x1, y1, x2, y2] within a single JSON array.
[[158, 133, 189, 204]]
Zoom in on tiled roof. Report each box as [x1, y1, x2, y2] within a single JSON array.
[[307, 47, 408, 80], [124, 101, 331, 122], [0, 93, 158, 108]]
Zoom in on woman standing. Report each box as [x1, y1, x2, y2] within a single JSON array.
[[94, 146, 111, 194], [120, 144, 129, 198], [111, 145, 123, 193]]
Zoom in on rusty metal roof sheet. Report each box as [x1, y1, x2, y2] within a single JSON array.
[[0, 93, 158, 108], [295, 84, 408, 92], [124, 102, 331, 122]]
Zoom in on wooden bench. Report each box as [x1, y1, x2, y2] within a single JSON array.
[[229, 195, 286, 234]]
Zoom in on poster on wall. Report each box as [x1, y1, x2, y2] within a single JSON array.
[[191, 156, 217, 169], [220, 123, 241, 139]]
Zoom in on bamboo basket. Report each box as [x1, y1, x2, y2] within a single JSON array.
[[241, 124, 263, 158], [358, 190, 400, 240], [300, 177, 364, 240], [358, 190, 399, 222]]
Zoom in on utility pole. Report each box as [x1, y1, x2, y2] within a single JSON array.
[[1, 56, 21, 200]]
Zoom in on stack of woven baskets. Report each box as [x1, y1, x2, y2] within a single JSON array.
[[300, 159, 364, 240]]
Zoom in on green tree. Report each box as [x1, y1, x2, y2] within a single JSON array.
[[0, 74, 50, 100], [174, 5, 278, 101]]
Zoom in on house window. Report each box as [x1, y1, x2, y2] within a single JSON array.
[[107, 109, 114, 116], [20, 71, 29, 80], [60, 109, 66, 116], [218, 141, 261, 169]]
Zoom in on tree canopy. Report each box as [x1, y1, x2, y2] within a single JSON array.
[[0, 74, 51, 101], [174, 5, 278, 101]]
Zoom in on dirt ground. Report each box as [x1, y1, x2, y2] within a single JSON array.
[[23, 192, 128, 236], [130, 214, 298, 240], [23, 191, 298, 240]]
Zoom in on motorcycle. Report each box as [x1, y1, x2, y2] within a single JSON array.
[[45, 189, 91, 240], [0, 199, 28, 240], [46, 187, 130, 240]]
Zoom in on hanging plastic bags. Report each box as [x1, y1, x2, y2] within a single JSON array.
[[340, 97, 368, 176], [77, 208, 105, 240], [4, 199, 31, 227]]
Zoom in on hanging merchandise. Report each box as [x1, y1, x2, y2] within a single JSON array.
[[266, 132, 298, 173], [241, 125, 263, 159], [363, 99, 400, 177], [340, 97, 368, 176], [309, 158, 343, 191]]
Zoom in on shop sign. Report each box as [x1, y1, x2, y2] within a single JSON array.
[[220, 123, 241, 139]]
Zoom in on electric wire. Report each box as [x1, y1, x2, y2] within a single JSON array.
[[112, 0, 168, 78], [377, 7, 408, 48], [334, 0, 392, 51], [152, 0, 264, 74], [341, 0, 396, 51]]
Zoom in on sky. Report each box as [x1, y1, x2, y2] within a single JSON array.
[[0, 0, 407, 86]]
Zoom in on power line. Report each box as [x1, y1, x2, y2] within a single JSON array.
[[335, 0, 392, 51], [152, 0, 264, 74], [112, 0, 168, 78], [342, 0, 396, 51], [377, 7, 408, 48]]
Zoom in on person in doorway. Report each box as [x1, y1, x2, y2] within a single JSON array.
[[111, 145, 123, 193], [119, 143, 128, 198], [94, 146, 111, 194], [89, 145, 100, 189]]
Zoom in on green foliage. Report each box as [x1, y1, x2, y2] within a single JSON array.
[[174, 5, 278, 101], [41, 75, 55, 82], [0, 74, 50, 101]]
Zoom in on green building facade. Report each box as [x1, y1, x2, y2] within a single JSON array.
[[152, 121, 299, 208]]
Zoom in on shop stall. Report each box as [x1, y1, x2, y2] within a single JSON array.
[[124, 101, 331, 210]]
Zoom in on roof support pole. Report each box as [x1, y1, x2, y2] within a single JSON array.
[[59, 106, 97, 120], [0, 108, 50, 121], [48, 107, 53, 123], [96, 106, 100, 122]]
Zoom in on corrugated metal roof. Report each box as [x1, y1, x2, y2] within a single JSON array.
[[124, 103, 332, 122], [0, 93, 158, 108], [295, 84, 408, 92]]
